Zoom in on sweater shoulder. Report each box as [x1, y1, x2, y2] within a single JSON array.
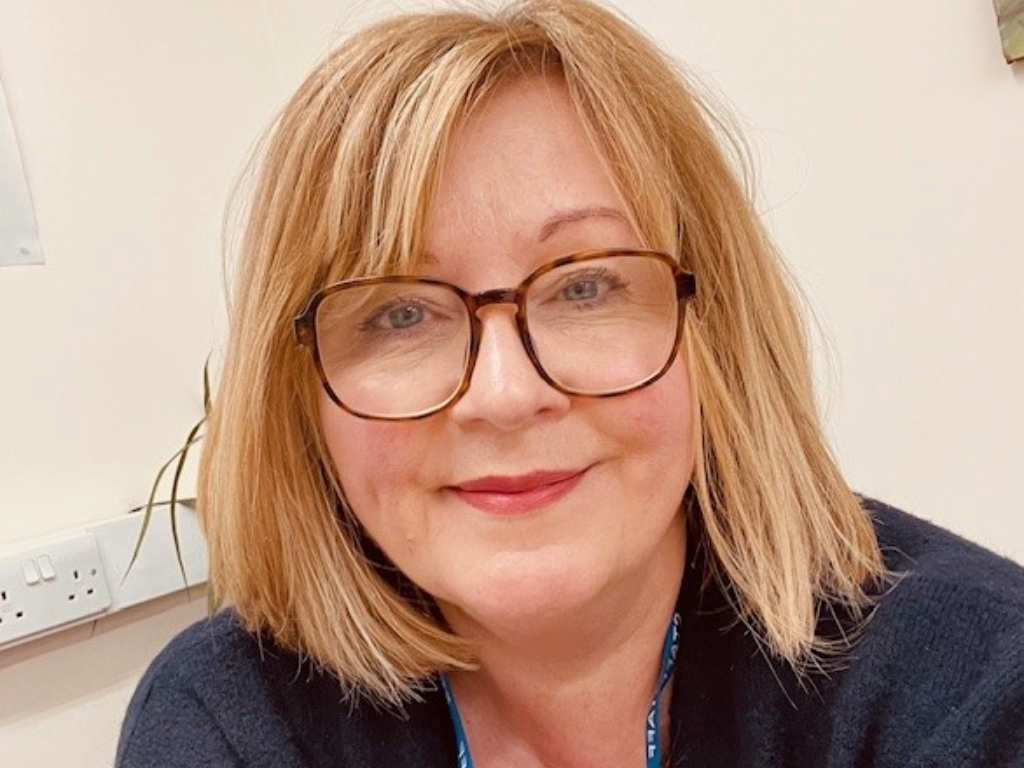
[[117, 610, 308, 767], [864, 497, 1024, 617], [118, 610, 456, 768], [825, 501, 1024, 765], [136, 608, 261, 679], [123, 609, 280, 719]]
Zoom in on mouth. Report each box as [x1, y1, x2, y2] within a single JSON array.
[[447, 468, 589, 516]]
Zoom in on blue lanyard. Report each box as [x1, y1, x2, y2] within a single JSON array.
[[440, 611, 681, 768]]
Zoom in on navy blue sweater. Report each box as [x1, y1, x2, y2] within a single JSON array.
[[117, 501, 1024, 766]]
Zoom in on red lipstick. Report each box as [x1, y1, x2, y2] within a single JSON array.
[[450, 469, 586, 516]]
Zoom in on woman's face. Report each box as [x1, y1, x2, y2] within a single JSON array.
[[320, 76, 695, 636]]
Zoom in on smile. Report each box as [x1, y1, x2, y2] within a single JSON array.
[[448, 469, 589, 516]]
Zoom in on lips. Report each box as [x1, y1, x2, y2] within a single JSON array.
[[449, 469, 587, 516]]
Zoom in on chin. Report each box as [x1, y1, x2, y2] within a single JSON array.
[[438, 548, 618, 631]]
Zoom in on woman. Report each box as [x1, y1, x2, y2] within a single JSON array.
[[117, 1, 1023, 766]]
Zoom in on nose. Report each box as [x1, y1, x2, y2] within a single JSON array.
[[448, 305, 570, 429]]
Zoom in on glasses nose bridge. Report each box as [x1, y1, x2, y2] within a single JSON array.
[[459, 284, 543, 384], [465, 286, 522, 315], [463, 285, 530, 347]]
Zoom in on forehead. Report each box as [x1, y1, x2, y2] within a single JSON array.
[[421, 75, 638, 283]]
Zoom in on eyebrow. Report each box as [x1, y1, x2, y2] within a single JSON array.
[[537, 206, 630, 243], [420, 206, 630, 264]]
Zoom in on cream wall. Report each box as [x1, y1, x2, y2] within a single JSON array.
[[0, 1, 1020, 765]]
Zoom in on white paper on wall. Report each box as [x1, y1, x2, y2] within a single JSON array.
[[0, 75, 43, 267]]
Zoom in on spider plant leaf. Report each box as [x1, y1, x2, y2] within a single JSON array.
[[202, 357, 212, 416], [168, 415, 207, 584], [206, 582, 222, 614], [124, 442, 192, 580]]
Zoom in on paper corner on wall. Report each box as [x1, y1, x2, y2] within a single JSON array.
[[995, 0, 1024, 63], [0, 75, 44, 267]]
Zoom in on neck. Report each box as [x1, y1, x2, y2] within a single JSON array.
[[441, 521, 685, 768]]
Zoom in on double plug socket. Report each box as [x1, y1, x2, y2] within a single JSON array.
[[0, 532, 112, 648]]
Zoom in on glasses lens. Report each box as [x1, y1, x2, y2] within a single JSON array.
[[526, 254, 680, 395], [307, 252, 683, 418], [315, 281, 471, 418]]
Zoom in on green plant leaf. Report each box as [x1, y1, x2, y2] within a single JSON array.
[[125, 357, 213, 586], [123, 425, 205, 581], [167, 414, 207, 584]]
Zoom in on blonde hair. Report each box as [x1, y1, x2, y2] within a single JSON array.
[[199, 0, 885, 705]]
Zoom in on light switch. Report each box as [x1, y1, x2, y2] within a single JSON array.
[[0, 532, 112, 648], [22, 559, 40, 585], [37, 555, 56, 581]]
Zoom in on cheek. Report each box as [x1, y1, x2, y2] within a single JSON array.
[[627, 359, 693, 449], [610, 358, 695, 494], [318, 398, 427, 531]]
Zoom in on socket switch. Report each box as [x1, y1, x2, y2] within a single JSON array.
[[0, 532, 112, 647]]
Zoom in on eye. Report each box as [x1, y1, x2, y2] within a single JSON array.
[[383, 304, 424, 330], [561, 279, 599, 301], [551, 267, 628, 308], [359, 298, 432, 333]]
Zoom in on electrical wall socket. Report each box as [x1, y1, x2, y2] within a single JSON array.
[[0, 532, 112, 647]]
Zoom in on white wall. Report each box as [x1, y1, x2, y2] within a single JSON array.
[[647, 0, 1024, 557], [0, 1, 1020, 764]]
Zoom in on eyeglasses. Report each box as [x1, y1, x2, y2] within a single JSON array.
[[294, 248, 696, 420]]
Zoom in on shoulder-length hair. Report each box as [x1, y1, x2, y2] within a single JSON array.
[[199, 0, 885, 705]]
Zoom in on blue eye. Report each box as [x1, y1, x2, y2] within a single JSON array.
[[358, 299, 429, 333], [561, 280, 599, 301], [551, 268, 628, 309], [385, 305, 425, 329]]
